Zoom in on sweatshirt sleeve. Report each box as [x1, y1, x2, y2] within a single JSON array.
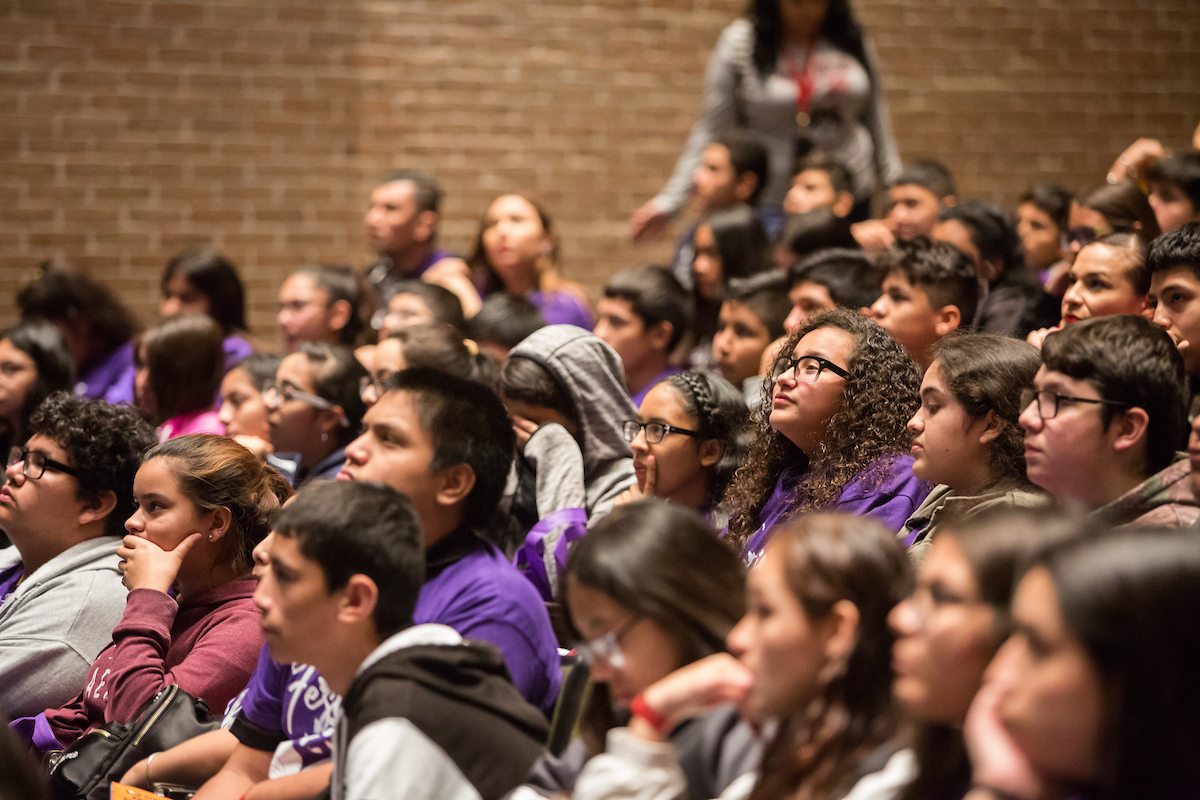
[[523, 423, 587, 517], [573, 727, 688, 800]]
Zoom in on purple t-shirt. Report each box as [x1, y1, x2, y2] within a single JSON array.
[[0, 563, 22, 606], [531, 290, 594, 330], [414, 530, 562, 715], [77, 341, 136, 405], [742, 454, 932, 565]]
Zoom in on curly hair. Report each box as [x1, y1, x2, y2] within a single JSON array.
[[27, 392, 157, 537], [725, 308, 921, 552]]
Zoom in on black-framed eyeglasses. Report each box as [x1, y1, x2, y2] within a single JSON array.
[[770, 354, 851, 384], [7, 446, 80, 480], [623, 420, 700, 445], [1019, 388, 1127, 420], [576, 615, 641, 668], [1064, 224, 1112, 249], [359, 372, 396, 401], [264, 383, 336, 411]]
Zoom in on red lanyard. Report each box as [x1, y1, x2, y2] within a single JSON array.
[[782, 43, 818, 128]]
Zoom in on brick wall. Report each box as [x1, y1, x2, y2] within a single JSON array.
[[3, 0, 1199, 337]]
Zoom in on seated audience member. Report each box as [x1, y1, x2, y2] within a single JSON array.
[[277, 265, 371, 354], [135, 314, 226, 440], [783, 152, 857, 219], [933, 202, 1058, 337], [361, 325, 498, 406], [265, 344, 367, 488], [518, 500, 752, 800], [501, 326, 637, 600], [0, 394, 155, 719], [15, 434, 290, 754], [773, 206, 859, 271], [0, 320, 74, 464], [593, 266, 690, 406], [218, 353, 282, 457], [725, 308, 931, 565], [783, 248, 881, 332], [1020, 315, 1195, 527], [967, 528, 1200, 800], [1146, 150, 1200, 233], [567, 515, 915, 800], [341, 368, 561, 713], [669, 134, 773, 286], [254, 481, 548, 800], [1017, 183, 1073, 279], [616, 372, 750, 526], [1028, 234, 1150, 348], [854, 159, 957, 253], [364, 170, 482, 317], [17, 267, 140, 405], [713, 272, 790, 399], [159, 246, 259, 369], [688, 204, 773, 370], [468, 292, 548, 363], [1147, 222, 1200, 386], [899, 334, 1046, 559], [469, 193, 594, 329], [377, 279, 466, 338], [869, 236, 980, 370], [891, 508, 1074, 800], [1070, 181, 1161, 254]]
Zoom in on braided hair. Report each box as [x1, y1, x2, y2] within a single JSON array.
[[663, 372, 751, 514]]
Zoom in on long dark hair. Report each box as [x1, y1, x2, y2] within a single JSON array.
[[0, 319, 75, 450], [17, 266, 139, 363], [694, 205, 772, 340], [748, 0, 871, 82], [749, 514, 912, 800], [138, 314, 225, 425], [1080, 181, 1162, 242], [562, 500, 746, 755], [161, 246, 247, 335], [467, 193, 562, 297], [725, 308, 921, 551]]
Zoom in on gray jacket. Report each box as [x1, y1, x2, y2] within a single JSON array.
[[0, 537, 128, 719]]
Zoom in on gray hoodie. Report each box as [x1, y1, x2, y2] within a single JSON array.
[[508, 326, 637, 599], [0, 537, 128, 719]]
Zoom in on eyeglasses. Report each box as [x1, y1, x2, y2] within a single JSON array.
[[1019, 388, 1127, 420], [622, 420, 699, 445], [576, 616, 641, 669], [264, 383, 337, 411], [277, 299, 324, 314], [770, 354, 851, 384], [1064, 223, 1113, 249], [7, 446, 80, 480]]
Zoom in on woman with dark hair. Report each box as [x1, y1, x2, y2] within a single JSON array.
[[17, 267, 140, 405], [377, 279, 467, 338], [361, 324, 499, 404], [135, 314, 227, 440], [218, 353, 283, 457], [277, 265, 373, 353], [0, 320, 74, 463], [468, 193, 594, 329], [518, 499, 749, 800], [264, 343, 367, 487], [630, 0, 900, 239], [724, 308, 931, 565], [160, 246, 256, 369], [966, 527, 1200, 800], [616, 372, 751, 526], [17, 434, 291, 754], [899, 334, 1046, 559]]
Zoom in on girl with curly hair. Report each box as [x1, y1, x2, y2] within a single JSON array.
[[725, 307, 930, 564], [898, 333, 1048, 561]]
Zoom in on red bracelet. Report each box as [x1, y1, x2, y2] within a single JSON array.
[[630, 692, 670, 735]]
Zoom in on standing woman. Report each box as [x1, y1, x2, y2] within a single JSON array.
[[21, 434, 292, 754], [0, 320, 75, 464], [159, 246, 261, 369], [631, 0, 901, 238], [469, 193, 595, 330]]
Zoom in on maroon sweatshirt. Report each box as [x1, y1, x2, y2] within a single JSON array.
[[44, 581, 262, 747]]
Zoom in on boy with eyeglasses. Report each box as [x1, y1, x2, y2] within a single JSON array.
[[0, 392, 156, 718], [1019, 315, 1196, 527]]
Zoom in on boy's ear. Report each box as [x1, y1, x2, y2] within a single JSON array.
[[734, 172, 760, 204], [933, 304, 963, 337], [942, 194, 958, 208], [337, 574, 380, 627], [832, 191, 855, 219], [77, 490, 118, 528], [646, 320, 674, 352], [435, 463, 476, 510], [1111, 406, 1150, 460]]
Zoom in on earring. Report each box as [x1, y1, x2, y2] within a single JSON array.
[[208, 534, 213, 540]]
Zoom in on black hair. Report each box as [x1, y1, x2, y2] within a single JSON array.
[[499, 356, 578, 429], [603, 265, 693, 352], [1079, 181, 1161, 241], [381, 368, 517, 531], [386, 279, 466, 335], [749, 0, 873, 88], [705, 205, 773, 283], [893, 159, 956, 200], [468, 293, 548, 350], [386, 325, 499, 391], [715, 132, 770, 206], [378, 169, 443, 214], [273, 480, 425, 638], [1146, 221, 1200, 281], [1018, 184, 1073, 232], [662, 372, 752, 513], [161, 246, 247, 334], [795, 151, 854, 195], [137, 314, 225, 424], [1, 319, 75, 446], [937, 201, 1025, 280], [726, 271, 791, 341], [27, 392, 157, 537], [1147, 151, 1200, 210], [1041, 315, 1187, 475], [781, 208, 859, 261], [232, 352, 284, 393], [877, 236, 980, 323], [17, 266, 139, 361], [788, 248, 881, 310], [296, 343, 369, 449], [292, 265, 372, 347]]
